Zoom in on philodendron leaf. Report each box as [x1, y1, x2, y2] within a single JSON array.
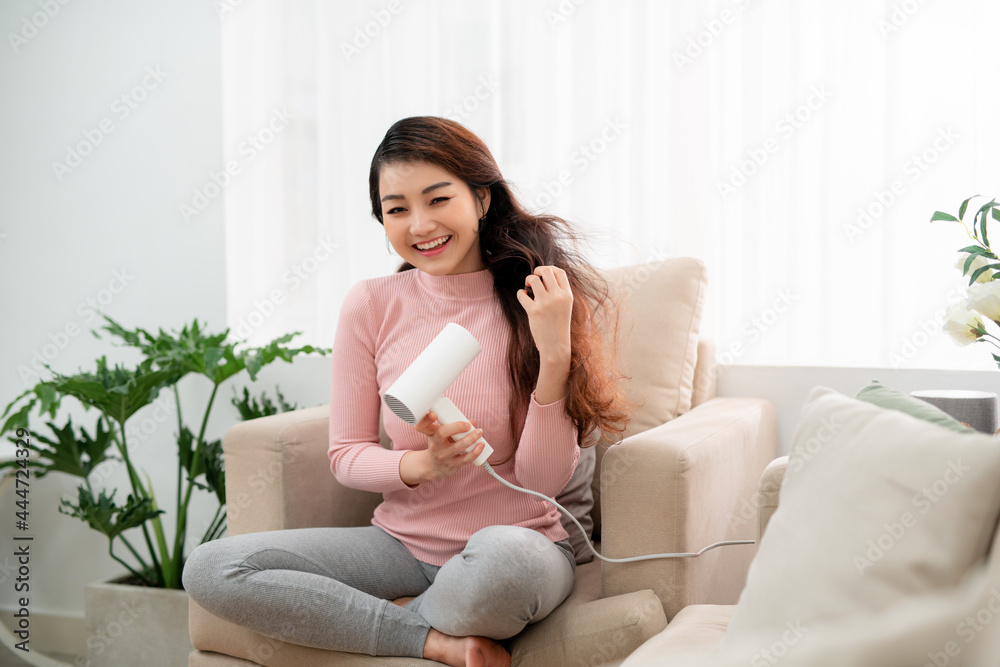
[[215, 332, 330, 384], [93, 314, 227, 381], [201, 438, 226, 506], [232, 385, 298, 421], [46, 356, 184, 425], [180, 426, 224, 505], [177, 425, 195, 475], [2, 382, 65, 437], [1, 417, 119, 480], [59, 486, 163, 540]]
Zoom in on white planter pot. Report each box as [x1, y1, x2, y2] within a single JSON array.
[[85, 574, 193, 667]]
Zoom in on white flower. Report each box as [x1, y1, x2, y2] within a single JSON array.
[[943, 303, 985, 347], [956, 253, 994, 283], [967, 280, 1000, 322]]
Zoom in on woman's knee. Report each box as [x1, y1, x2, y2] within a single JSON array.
[[430, 527, 573, 637], [182, 538, 247, 600], [182, 541, 220, 596], [465, 526, 564, 579]]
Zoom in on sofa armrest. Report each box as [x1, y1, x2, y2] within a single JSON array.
[[600, 397, 777, 620], [757, 455, 788, 547], [222, 404, 382, 535]]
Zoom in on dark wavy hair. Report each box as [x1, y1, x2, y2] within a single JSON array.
[[369, 116, 635, 462]]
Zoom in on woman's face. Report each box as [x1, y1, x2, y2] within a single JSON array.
[[379, 160, 489, 276]]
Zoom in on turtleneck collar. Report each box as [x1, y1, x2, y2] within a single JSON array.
[[413, 267, 495, 301]]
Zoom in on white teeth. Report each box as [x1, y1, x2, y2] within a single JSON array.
[[415, 236, 450, 250]]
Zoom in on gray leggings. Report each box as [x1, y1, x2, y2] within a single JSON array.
[[182, 524, 576, 658]]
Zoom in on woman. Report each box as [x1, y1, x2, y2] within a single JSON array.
[[184, 116, 633, 667]]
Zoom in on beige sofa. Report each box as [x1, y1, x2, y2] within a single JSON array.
[[617, 457, 788, 665], [620, 385, 1000, 667], [186, 258, 778, 666]]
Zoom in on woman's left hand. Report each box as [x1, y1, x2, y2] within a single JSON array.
[[516, 265, 574, 358]]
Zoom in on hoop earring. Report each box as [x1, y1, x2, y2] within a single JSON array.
[[385, 233, 398, 256]]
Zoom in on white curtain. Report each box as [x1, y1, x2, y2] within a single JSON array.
[[221, 0, 1000, 371]]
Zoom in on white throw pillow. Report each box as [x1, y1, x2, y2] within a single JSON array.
[[722, 386, 1000, 655]]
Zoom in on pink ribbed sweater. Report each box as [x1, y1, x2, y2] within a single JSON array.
[[328, 267, 580, 566]]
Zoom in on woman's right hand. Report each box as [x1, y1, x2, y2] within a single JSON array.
[[399, 411, 485, 484]]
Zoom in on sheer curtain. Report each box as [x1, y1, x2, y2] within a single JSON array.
[[221, 0, 1000, 370]]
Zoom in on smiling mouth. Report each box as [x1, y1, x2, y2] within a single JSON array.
[[413, 235, 452, 252]]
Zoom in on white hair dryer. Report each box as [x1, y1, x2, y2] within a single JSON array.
[[382, 322, 494, 466], [381, 322, 755, 563]]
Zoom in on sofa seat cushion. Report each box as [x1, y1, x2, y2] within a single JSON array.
[[188, 557, 666, 667], [620, 604, 734, 666], [725, 386, 1000, 647]]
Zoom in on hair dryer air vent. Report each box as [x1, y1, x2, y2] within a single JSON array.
[[383, 395, 414, 424], [382, 322, 482, 425]]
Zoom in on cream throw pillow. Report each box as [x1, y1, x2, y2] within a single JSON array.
[[600, 257, 707, 438], [722, 386, 1000, 653]]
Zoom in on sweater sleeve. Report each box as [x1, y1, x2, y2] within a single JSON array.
[[328, 281, 411, 494], [512, 390, 580, 497]]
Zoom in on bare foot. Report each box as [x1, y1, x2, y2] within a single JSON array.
[[390, 596, 415, 608], [464, 636, 511, 667], [423, 628, 510, 667]]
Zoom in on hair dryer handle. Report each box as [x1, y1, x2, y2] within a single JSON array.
[[430, 397, 493, 466]]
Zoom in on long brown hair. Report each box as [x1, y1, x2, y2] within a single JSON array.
[[369, 116, 635, 460]]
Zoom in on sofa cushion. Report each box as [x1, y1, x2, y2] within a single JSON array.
[[722, 386, 1000, 654], [556, 444, 596, 564], [855, 379, 973, 434], [188, 558, 665, 667], [591, 258, 707, 540], [620, 604, 734, 666], [621, 560, 1000, 667], [509, 559, 666, 666], [600, 258, 707, 439]]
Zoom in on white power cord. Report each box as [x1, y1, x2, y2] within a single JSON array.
[[480, 463, 755, 562]]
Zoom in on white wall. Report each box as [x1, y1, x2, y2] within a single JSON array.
[[718, 365, 1000, 455], [0, 0, 232, 625]]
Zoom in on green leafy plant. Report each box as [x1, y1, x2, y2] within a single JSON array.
[[932, 195, 1000, 367], [1, 315, 329, 588]]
